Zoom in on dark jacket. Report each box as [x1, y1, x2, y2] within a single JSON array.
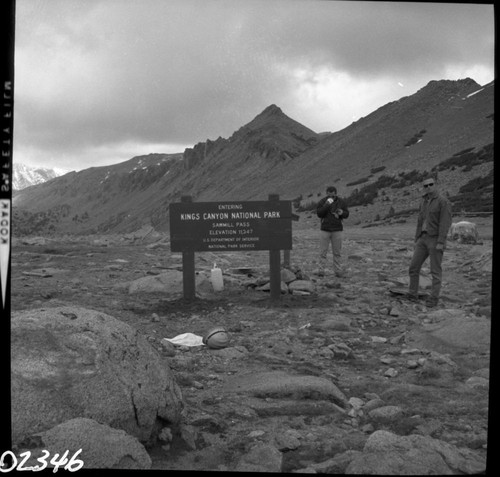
[[317, 196, 350, 232], [415, 191, 452, 244]]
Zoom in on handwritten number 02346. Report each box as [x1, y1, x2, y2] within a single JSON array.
[[0, 449, 84, 472]]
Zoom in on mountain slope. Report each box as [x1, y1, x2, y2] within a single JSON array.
[[13, 79, 494, 235], [276, 79, 494, 195]]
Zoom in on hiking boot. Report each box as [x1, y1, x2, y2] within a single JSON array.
[[425, 297, 438, 308], [406, 293, 419, 303]]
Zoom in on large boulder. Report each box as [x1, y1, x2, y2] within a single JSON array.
[[20, 418, 152, 470], [346, 430, 486, 474], [11, 306, 183, 444], [449, 221, 479, 244]]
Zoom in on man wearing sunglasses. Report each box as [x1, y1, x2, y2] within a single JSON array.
[[408, 177, 452, 307]]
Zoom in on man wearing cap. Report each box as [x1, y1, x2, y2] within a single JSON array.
[[316, 186, 350, 277], [408, 177, 452, 307]]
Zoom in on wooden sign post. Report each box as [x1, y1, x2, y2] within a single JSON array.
[[268, 194, 281, 301], [170, 195, 293, 301], [180, 195, 196, 300]]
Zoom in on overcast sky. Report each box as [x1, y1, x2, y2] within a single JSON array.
[[13, 0, 494, 172]]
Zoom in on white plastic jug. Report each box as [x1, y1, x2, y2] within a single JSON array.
[[210, 263, 224, 292]]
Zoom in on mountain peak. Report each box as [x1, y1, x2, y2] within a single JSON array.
[[418, 78, 480, 97], [245, 104, 303, 132], [260, 104, 283, 116]]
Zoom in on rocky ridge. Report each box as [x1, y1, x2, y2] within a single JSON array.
[[12, 78, 494, 236]]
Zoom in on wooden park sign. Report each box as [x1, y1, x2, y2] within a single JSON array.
[[170, 194, 293, 300]]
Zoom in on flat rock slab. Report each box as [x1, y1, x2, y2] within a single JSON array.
[[128, 269, 212, 294], [222, 371, 347, 408], [247, 398, 346, 417], [23, 268, 70, 277], [388, 286, 427, 298], [311, 315, 352, 331], [288, 280, 315, 293], [407, 310, 490, 352]]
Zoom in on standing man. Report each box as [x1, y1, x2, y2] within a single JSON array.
[[317, 186, 350, 277], [408, 177, 452, 307]]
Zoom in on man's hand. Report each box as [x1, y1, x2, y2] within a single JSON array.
[[326, 198, 334, 204], [436, 243, 445, 251], [336, 208, 343, 216]]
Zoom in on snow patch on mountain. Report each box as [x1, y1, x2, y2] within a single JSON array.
[[13, 163, 67, 190]]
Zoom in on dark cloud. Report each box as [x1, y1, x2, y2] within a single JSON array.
[[13, 0, 494, 171]]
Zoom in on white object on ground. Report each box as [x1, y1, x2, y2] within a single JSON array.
[[210, 263, 224, 292], [162, 333, 205, 347]]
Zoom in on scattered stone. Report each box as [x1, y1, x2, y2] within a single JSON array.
[[349, 397, 365, 410], [400, 347, 422, 355], [310, 450, 361, 474], [256, 281, 289, 293], [371, 336, 387, 343], [293, 467, 318, 473], [318, 347, 334, 358], [19, 236, 49, 245], [313, 315, 352, 331], [465, 376, 489, 390], [288, 280, 316, 294], [407, 360, 419, 369], [281, 268, 298, 283], [275, 429, 301, 451], [383, 368, 398, 378], [23, 270, 54, 277], [380, 356, 395, 365], [235, 442, 283, 473], [159, 427, 173, 443], [429, 351, 457, 368], [160, 339, 177, 357], [473, 367, 490, 379], [291, 289, 312, 296], [413, 419, 443, 437], [389, 333, 405, 345], [210, 346, 249, 359], [328, 342, 353, 358], [388, 307, 400, 316], [363, 398, 385, 413], [368, 405, 404, 423], [179, 424, 197, 451]]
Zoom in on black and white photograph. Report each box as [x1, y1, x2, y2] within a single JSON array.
[[3, 0, 494, 473]]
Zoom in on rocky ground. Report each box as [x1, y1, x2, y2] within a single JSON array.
[[11, 214, 492, 473]]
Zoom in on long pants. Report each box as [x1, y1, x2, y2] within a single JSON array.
[[409, 234, 444, 299], [319, 230, 343, 273]]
